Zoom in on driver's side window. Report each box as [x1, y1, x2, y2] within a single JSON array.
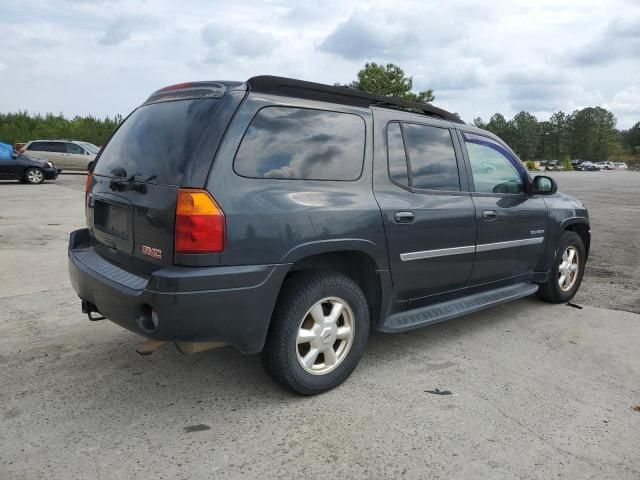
[[464, 134, 524, 194]]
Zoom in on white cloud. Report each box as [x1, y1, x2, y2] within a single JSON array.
[[0, 0, 638, 128]]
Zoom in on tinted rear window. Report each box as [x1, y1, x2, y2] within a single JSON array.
[[28, 142, 63, 152], [94, 99, 220, 185], [234, 107, 365, 180], [403, 123, 460, 191]]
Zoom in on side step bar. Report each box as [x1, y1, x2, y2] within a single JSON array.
[[379, 282, 539, 333]]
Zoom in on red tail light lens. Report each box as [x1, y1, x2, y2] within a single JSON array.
[[175, 189, 225, 254], [85, 173, 92, 200]]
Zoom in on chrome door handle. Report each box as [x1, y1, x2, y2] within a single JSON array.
[[394, 211, 415, 223], [482, 210, 497, 220]]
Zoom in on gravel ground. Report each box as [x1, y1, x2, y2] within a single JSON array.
[[0, 172, 639, 479], [545, 171, 640, 313]]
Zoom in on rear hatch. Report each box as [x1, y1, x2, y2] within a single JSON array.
[[87, 82, 244, 276]]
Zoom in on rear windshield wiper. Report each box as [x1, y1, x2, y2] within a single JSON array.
[[109, 172, 157, 192]]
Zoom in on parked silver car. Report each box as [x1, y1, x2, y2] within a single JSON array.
[[22, 140, 99, 171]]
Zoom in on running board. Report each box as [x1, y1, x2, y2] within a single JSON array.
[[379, 282, 539, 333]]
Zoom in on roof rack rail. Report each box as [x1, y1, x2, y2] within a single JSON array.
[[247, 75, 463, 124]]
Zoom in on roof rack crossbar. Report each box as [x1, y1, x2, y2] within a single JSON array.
[[247, 76, 463, 124]]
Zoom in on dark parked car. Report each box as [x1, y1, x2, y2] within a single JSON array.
[[0, 149, 59, 184], [69, 76, 590, 394]]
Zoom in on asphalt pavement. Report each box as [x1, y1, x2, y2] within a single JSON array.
[[1, 172, 639, 479]]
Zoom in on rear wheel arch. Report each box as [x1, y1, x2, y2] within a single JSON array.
[[282, 250, 383, 327]]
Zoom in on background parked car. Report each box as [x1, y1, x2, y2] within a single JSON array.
[[615, 162, 628, 170], [546, 159, 563, 171], [22, 140, 99, 171], [0, 142, 59, 184], [595, 161, 614, 170], [579, 161, 600, 171]]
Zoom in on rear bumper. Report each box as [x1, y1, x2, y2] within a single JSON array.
[[68, 228, 289, 353]]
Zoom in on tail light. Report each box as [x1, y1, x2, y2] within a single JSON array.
[[85, 173, 92, 201], [175, 189, 225, 253]]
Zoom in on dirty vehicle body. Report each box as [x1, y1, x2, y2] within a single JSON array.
[[68, 77, 590, 394]]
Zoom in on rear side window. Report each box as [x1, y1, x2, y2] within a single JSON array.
[[234, 107, 365, 180], [403, 124, 460, 191], [28, 142, 62, 152], [386, 122, 460, 191], [94, 99, 221, 185]]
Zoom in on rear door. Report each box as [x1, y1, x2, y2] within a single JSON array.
[[45, 142, 68, 167], [25, 141, 59, 165], [373, 110, 476, 302], [459, 130, 548, 285], [88, 90, 241, 275]]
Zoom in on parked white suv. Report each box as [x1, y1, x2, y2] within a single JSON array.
[[595, 161, 614, 170], [22, 140, 100, 171]]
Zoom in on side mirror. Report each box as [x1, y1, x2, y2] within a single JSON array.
[[531, 175, 557, 195]]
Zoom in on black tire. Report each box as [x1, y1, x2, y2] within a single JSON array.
[[537, 231, 586, 303], [262, 271, 370, 395], [24, 167, 45, 185]]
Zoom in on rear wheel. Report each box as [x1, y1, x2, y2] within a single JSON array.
[[537, 231, 586, 303], [262, 271, 369, 395], [24, 167, 45, 185]]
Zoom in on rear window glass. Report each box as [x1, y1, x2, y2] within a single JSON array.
[[94, 99, 220, 185], [234, 107, 365, 180], [403, 123, 460, 191]]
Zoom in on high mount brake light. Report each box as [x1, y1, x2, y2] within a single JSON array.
[[175, 189, 225, 254]]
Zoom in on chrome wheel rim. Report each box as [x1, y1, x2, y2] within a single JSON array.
[[28, 169, 43, 183], [558, 246, 579, 292], [296, 297, 355, 375]]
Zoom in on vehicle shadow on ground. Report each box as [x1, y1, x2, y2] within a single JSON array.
[[63, 297, 549, 408]]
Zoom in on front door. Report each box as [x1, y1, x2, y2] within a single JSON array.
[[459, 131, 548, 285], [373, 112, 476, 301]]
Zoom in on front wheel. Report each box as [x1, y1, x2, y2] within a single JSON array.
[[262, 271, 370, 395], [537, 231, 586, 303], [24, 167, 45, 184]]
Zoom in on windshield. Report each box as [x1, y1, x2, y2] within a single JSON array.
[[79, 142, 100, 154], [94, 99, 221, 185]]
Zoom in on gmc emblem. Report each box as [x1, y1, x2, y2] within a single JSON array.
[[141, 245, 162, 260]]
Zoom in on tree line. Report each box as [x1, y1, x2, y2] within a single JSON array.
[[0, 111, 122, 147], [1, 62, 639, 165], [473, 109, 639, 164]]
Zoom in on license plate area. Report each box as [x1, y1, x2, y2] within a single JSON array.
[[94, 200, 130, 240]]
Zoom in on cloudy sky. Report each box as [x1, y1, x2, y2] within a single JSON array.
[[2, 0, 639, 128]]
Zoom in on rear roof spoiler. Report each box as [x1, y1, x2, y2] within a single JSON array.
[[143, 81, 244, 105], [247, 75, 463, 124]]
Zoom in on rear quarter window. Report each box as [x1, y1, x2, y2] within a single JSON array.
[[233, 106, 365, 181]]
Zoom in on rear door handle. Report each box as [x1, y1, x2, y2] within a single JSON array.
[[394, 211, 415, 223], [482, 210, 497, 220]]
